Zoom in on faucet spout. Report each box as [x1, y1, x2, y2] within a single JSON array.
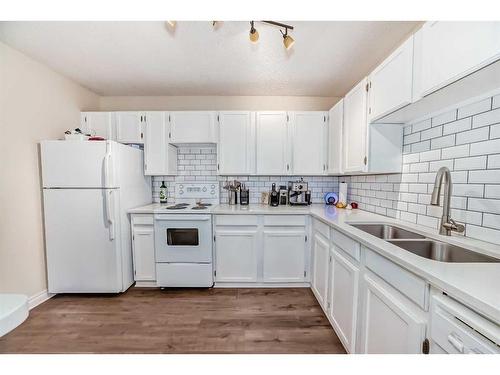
[[430, 167, 462, 236]]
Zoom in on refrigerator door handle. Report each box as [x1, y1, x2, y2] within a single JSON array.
[[105, 190, 116, 241], [104, 142, 113, 188]]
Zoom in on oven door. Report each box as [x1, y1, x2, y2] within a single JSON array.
[[154, 214, 212, 263]]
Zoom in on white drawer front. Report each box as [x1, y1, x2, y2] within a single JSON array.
[[132, 214, 153, 225], [215, 215, 259, 226], [365, 247, 428, 310], [313, 219, 330, 238], [264, 215, 306, 227], [331, 229, 360, 261]]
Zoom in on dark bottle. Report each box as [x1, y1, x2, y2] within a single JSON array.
[[270, 183, 279, 207], [159, 181, 168, 204]]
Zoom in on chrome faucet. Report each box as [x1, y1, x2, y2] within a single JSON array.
[[430, 166, 465, 236]]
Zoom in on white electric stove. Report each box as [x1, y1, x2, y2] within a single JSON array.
[[154, 183, 219, 287]]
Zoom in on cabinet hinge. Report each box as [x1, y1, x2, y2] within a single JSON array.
[[327, 301, 331, 309], [329, 255, 332, 263], [213, 235, 216, 242], [214, 270, 217, 277], [217, 115, 220, 122], [134, 269, 136, 276], [305, 235, 307, 242], [144, 115, 147, 122], [287, 114, 289, 122], [369, 81, 372, 88], [365, 83, 369, 92], [304, 270, 307, 277], [324, 115, 326, 122], [144, 163, 147, 171], [286, 164, 290, 171], [84, 116, 87, 123], [168, 114, 171, 121], [422, 338, 430, 354], [132, 234, 135, 241], [140, 115, 143, 122], [217, 163, 219, 170], [168, 132, 171, 139], [364, 156, 367, 165], [140, 132, 144, 139], [368, 107, 371, 114]]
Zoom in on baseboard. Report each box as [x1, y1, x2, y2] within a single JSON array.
[[215, 282, 311, 288], [134, 281, 159, 288], [28, 289, 54, 310]]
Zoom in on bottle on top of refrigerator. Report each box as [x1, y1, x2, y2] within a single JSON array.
[[159, 181, 168, 204]]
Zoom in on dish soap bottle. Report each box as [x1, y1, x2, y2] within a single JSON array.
[[159, 181, 168, 204]]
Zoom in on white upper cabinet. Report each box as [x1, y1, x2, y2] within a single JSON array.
[[81, 112, 116, 140], [169, 111, 217, 143], [368, 36, 414, 122], [290, 112, 327, 175], [255, 111, 289, 175], [417, 21, 500, 98], [116, 112, 144, 144], [343, 78, 369, 173], [143, 112, 177, 176], [327, 100, 343, 174], [217, 111, 255, 175]]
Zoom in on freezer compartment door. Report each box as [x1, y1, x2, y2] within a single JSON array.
[[43, 188, 123, 293], [40, 140, 117, 188]]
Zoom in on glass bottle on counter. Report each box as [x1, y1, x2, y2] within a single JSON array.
[[159, 181, 168, 204]]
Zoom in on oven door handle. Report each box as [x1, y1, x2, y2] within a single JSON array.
[[155, 217, 211, 221]]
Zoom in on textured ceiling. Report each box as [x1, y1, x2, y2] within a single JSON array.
[[0, 21, 421, 96]]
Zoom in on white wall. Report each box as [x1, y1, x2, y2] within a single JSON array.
[[0, 41, 100, 300], [99, 95, 339, 111]]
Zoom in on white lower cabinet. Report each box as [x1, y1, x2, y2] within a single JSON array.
[[262, 229, 307, 282], [311, 231, 330, 308], [131, 214, 156, 283], [214, 215, 309, 285], [215, 228, 259, 282], [328, 246, 359, 353], [359, 273, 427, 354]]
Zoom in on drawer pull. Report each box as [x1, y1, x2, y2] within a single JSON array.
[[447, 333, 464, 353]]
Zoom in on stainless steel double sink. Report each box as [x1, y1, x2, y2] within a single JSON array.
[[349, 223, 499, 263]]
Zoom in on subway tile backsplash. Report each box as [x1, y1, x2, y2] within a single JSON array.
[[151, 94, 500, 244], [346, 94, 500, 244], [152, 143, 339, 205]]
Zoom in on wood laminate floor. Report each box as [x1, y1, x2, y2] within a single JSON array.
[[0, 288, 346, 354]]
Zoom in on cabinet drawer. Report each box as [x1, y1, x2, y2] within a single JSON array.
[[331, 229, 360, 261], [132, 214, 153, 225], [215, 215, 259, 226], [313, 219, 330, 238], [263, 215, 306, 227], [431, 294, 500, 353], [365, 248, 428, 310]]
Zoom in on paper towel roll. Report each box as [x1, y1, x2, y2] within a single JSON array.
[[339, 181, 348, 205]]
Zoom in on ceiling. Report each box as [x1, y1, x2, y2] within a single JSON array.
[[0, 21, 421, 97]]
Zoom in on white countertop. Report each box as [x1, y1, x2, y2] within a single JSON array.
[[129, 202, 500, 323]]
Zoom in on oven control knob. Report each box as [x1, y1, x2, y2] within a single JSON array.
[[211, 184, 215, 189], [202, 187, 207, 192], [211, 190, 215, 195], [179, 190, 184, 195], [179, 184, 184, 189]]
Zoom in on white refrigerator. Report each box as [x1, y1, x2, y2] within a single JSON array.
[[40, 140, 152, 293]]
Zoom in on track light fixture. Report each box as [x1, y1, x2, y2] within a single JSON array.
[[166, 21, 176, 29], [281, 28, 295, 50], [249, 21, 295, 49], [249, 21, 259, 43]]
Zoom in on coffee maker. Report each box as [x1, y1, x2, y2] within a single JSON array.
[[288, 178, 312, 206]]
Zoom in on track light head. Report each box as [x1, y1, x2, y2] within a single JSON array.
[[249, 21, 259, 43], [166, 21, 176, 29], [281, 28, 295, 50]]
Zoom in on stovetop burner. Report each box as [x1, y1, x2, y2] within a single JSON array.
[[191, 205, 208, 210], [166, 203, 189, 210]]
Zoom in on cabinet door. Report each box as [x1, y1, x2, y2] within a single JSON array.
[[360, 274, 427, 354], [368, 36, 414, 121], [218, 111, 255, 175], [215, 229, 259, 282], [343, 78, 368, 173], [327, 100, 343, 174], [132, 226, 155, 281], [81, 112, 116, 140], [144, 112, 177, 176], [290, 112, 327, 175], [418, 22, 500, 97], [169, 111, 217, 143], [255, 112, 289, 175], [312, 232, 330, 308], [116, 112, 144, 143], [328, 247, 359, 353], [262, 229, 306, 282]]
